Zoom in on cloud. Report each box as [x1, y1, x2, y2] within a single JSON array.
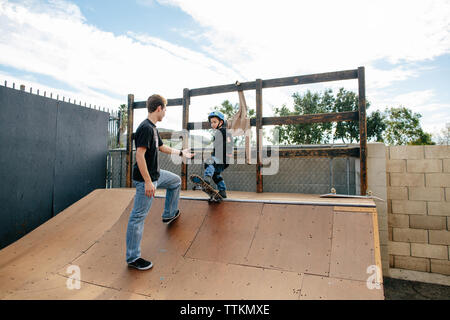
[[162, 0, 450, 93], [1, 0, 449, 133], [160, 0, 450, 133], [0, 0, 245, 130], [370, 89, 450, 135], [163, 0, 450, 66]]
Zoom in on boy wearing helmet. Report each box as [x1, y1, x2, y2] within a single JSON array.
[[203, 111, 233, 198]]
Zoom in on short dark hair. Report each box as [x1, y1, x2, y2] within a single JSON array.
[[147, 94, 167, 113]]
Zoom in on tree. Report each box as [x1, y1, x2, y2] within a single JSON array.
[[435, 124, 450, 145], [332, 88, 385, 143], [119, 104, 128, 135], [273, 90, 334, 145], [383, 107, 435, 145], [332, 88, 360, 143], [410, 132, 435, 145], [273, 88, 385, 145], [367, 110, 386, 143]]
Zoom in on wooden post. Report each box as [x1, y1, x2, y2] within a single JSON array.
[[126, 94, 134, 188], [256, 79, 263, 193], [181, 88, 190, 190], [358, 67, 368, 195]]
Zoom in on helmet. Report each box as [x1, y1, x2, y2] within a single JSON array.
[[208, 111, 225, 123]]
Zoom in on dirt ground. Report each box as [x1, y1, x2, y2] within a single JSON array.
[[383, 277, 450, 300]]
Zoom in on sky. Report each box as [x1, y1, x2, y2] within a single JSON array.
[[1, 0, 449, 140]]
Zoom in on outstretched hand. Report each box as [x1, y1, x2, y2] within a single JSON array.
[[181, 149, 195, 159]]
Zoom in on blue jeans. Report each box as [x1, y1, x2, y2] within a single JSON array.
[[126, 169, 181, 263], [204, 157, 226, 191]]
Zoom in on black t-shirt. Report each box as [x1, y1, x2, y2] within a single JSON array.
[[132, 119, 163, 182], [212, 127, 233, 167]]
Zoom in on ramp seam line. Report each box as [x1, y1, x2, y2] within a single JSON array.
[[327, 208, 336, 277], [297, 273, 306, 299], [182, 210, 209, 258], [244, 203, 265, 260], [301, 272, 384, 285], [55, 273, 154, 298], [68, 241, 99, 265], [184, 256, 309, 275]]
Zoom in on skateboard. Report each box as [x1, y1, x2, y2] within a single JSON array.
[[190, 174, 223, 203]]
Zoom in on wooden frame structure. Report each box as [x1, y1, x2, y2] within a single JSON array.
[[126, 67, 368, 195]]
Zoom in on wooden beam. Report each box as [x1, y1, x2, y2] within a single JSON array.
[[262, 69, 358, 89], [181, 88, 190, 190], [132, 69, 358, 108], [187, 122, 210, 130], [260, 111, 358, 126], [187, 111, 359, 130], [133, 98, 182, 109], [358, 67, 368, 196], [190, 81, 256, 97], [186, 69, 358, 97], [159, 131, 186, 140], [256, 79, 263, 193], [126, 94, 134, 188], [189, 146, 360, 159], [277, 147, 360, 158]]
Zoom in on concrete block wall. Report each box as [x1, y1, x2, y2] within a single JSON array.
[[367, 143, 389, 276], [386, 145, 450, 279]]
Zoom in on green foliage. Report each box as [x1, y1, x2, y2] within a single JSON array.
[[332, 88, 360, 143], [367, 110, 386, 142], [210, 92, 435, 147], [273, 88, 384, 144], [436, 126, 450, 145], [333, 88, 378, 143], [331, 88, 385, 143], [274, 90, 333, 144], [383, 107, 435, 145], [119, 104, 128, 134]]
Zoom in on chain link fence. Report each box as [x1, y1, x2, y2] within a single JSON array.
[[106, 146, 358, 195]]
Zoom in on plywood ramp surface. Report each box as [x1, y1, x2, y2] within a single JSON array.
[[0, 189, 383, 300]]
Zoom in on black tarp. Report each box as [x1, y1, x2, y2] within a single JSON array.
[[0, 86, 108, 249]]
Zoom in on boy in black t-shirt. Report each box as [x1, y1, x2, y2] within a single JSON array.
[[126, 94, 194, 271], [202, 111, 233, 199]]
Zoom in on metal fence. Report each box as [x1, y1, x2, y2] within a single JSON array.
[[108, 111, 122, 149], [106, 146, 359, 195]]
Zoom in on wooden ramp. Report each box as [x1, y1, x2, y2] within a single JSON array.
[[0, 189, 384, 300]]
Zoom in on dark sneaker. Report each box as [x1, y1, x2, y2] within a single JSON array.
[[219, 190, 227, 198], [162, 210, 180, 225], [128, 258, 153, 271]]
